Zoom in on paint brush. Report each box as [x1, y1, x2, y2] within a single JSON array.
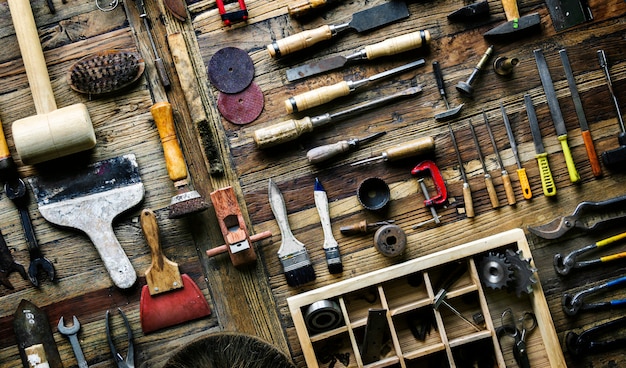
[[314, 178, 343, 274], [268, 179, 316, 287]]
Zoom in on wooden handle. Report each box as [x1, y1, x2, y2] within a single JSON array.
[[267, 25, 333, 58], [141, 208, 183, 295], [206, 231, 272, 257], [307, 141, 350, 164], [536, 153, 557, 197], [558, 135, 580, 183], [516, 168, 532, 199], [150, 101, 188, 182], [501, 0, 521, 21], [0, 119, 11, 160], [365, 30, 431, 60], [7, 0, 57, 114], [339, 220, 369, 235], [288, 0, 329, 17], [484, 174, 500, 208], [502, 171, 516, 205], [385, 136, 435, 161], [254, 117, 314, 148], [581, 130, 602, 177], [285, 81, 351, 113], [462, 183, 474, 218]]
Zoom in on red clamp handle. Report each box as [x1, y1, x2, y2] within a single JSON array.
[[411, 160, 448, 207]]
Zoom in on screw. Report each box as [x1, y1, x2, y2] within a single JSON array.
[[456, 45, 494, 97]]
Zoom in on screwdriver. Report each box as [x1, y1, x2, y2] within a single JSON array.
[[284, 59, 425, 113], [501, 104, 532, 200], [469, 121, 500, 208], [307, 132, 386, 164], [254, 85, 421, 148], [339, 220, 394, 236], [350, 136, 435, 166], [483, 109, 516, 205], [448, 123, 474, 218]]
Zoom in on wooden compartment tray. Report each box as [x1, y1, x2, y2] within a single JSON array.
[[287, 228, 566, 368]]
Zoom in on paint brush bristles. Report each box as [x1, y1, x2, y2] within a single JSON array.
[[314, 178, 343, 274], [268, 179, 316, 287]]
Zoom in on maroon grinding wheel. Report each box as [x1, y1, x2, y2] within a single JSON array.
[[207, 47, 255, 94], [217, 81, 264, 125]]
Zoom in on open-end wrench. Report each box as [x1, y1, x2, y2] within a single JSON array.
[[5, 177, 55, 286], [562, 275, 626, 315], [0, 227, 27, 289], [58, 316, 88, 368], [554, 231, 626, 275]]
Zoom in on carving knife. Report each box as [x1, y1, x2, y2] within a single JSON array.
[[267, 1, 409, 58], [524, 94, 557, 197], [559, 48, 602, 177], [533, 48, 580, 183], [286, 30, 430, 82]]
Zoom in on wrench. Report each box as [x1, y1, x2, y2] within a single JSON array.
[[5, 177, 55, 286], [58, 316, 88, 368], [562, 275, 626, 315], [0, 226, 27, 289]]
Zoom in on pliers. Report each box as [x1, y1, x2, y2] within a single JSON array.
[[562, 275, 626, 315], [528, 195, 626, 239], [106, 308, 135, 368], [553, 231, 626, 275]]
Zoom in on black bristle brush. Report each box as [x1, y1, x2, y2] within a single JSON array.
[[68, 50, 145, 96]]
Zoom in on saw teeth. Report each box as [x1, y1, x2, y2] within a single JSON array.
[[478, 252, 514, 290]]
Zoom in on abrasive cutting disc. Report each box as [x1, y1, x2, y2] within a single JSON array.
[[217, 82, 264, 125], [208, 47, 254, 94]]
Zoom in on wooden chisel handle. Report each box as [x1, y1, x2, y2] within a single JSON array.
[[501, 0, 521, 21], [536, 153, 557, 197], [365, 30, 431, 60], [502, 171, 516, 205], [254, 116, 314, 148], [285, 81, 351, 113], [558, 134, 581, 183], [462, 183, 474, 218], [582, 130, 602, 177], [484, 174, 500, 208], [307, 141, 351, 164], [517, 168, 532, 199], [288, 0, 332, 17], [386, 137, 435, 161], [150, 101, 188, 182], [267, 25, 333, 58]]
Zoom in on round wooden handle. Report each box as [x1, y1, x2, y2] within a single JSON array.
[[484, 175, 500, 208], [141, 208, 164, 270], [501, 0, 521, 21], [288, 0, 328, 17], [502, 171, 516, 205], [253, 117, 314, 148], [307, 141, 350, 164], [581, 130, 602, 178], [267, 25, 333, 58], [385, 137, 435, 161], [462, 183, 474, 218], [150, 102, 188, 182], [365, 30, 431, 60], [285, 81, 351, 113], [7, 0, 57, 114]]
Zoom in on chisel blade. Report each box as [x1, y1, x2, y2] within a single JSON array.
[[286, 55, 347, 82], [348, 1, 409, 33]]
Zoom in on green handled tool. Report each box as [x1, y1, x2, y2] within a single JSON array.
[[501, 103, 532, 200], [534, 49, 580, 183], [524, 94, 557, 197]]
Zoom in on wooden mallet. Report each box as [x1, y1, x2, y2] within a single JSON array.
[[7, 0, 96, 165]]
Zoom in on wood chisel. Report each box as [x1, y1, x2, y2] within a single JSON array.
[[285, 59, 425, 113], [267, 1, 409, 58], [483, 109, 516, 205], [254, 85, 421, 148], [350, 136, 435, 166], [286, 30, 430, 82], [501, 104, 532, 200], [559, 48, 602, 177], [469, 121, 500, 209], [524, 94, 557, 197], [306, 132, 385, 164], [533, 48, 580, 183], [448, 123, 474, 218]]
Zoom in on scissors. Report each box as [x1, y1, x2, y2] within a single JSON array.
[[496, 308, 537, 368]]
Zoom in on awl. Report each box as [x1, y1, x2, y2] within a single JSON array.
[[285, 59, 425, 113], [286, 30, 430, 82], [534, 48, 580, 183], [306, 131, 386, 164], [254, 85, 421, 148], [525, 94, 556, 197], [267, 1, 409, 58], [350, 136, 435, 166]]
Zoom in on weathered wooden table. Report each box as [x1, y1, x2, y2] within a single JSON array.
[[0, 0, 625, 367]]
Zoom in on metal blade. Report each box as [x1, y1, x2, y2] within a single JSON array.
[[534, 49, 568, 137], [545, 0, 592, 32], [367, 59, 425, 83], [484, 13, 541, 38], [524, 94, 546, 154], [348, 1, 409, 33], [501, 103, 522, 168], [559, 49, 589, 131], [447, 0, 490, 22], [286, 55, 347, 82], [329, 85, 422, 120]]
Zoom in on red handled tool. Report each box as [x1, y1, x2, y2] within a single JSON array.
[[411, 160, 448, 227], [217, 0, 248, 26]]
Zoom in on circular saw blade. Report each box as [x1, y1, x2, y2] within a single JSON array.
[[217, 82, 264, 125], [208, 47, 254, 94]]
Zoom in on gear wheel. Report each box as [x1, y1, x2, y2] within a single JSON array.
[[505, 248, 537, 297], [478, 252, 514, 289]]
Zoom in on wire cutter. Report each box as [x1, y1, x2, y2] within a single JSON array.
[[554, 230, 626, 275], [562, 275, 626, 316], [106, 308, 135, 368], [496, 308, 536, 368]]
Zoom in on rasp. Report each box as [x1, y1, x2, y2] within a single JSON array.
[[524, 94, 556, 197]]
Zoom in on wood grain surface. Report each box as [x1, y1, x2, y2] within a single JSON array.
[[0, 0, 625, 367]]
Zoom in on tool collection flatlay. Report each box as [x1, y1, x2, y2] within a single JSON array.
[[1, 0, 626, 366]]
